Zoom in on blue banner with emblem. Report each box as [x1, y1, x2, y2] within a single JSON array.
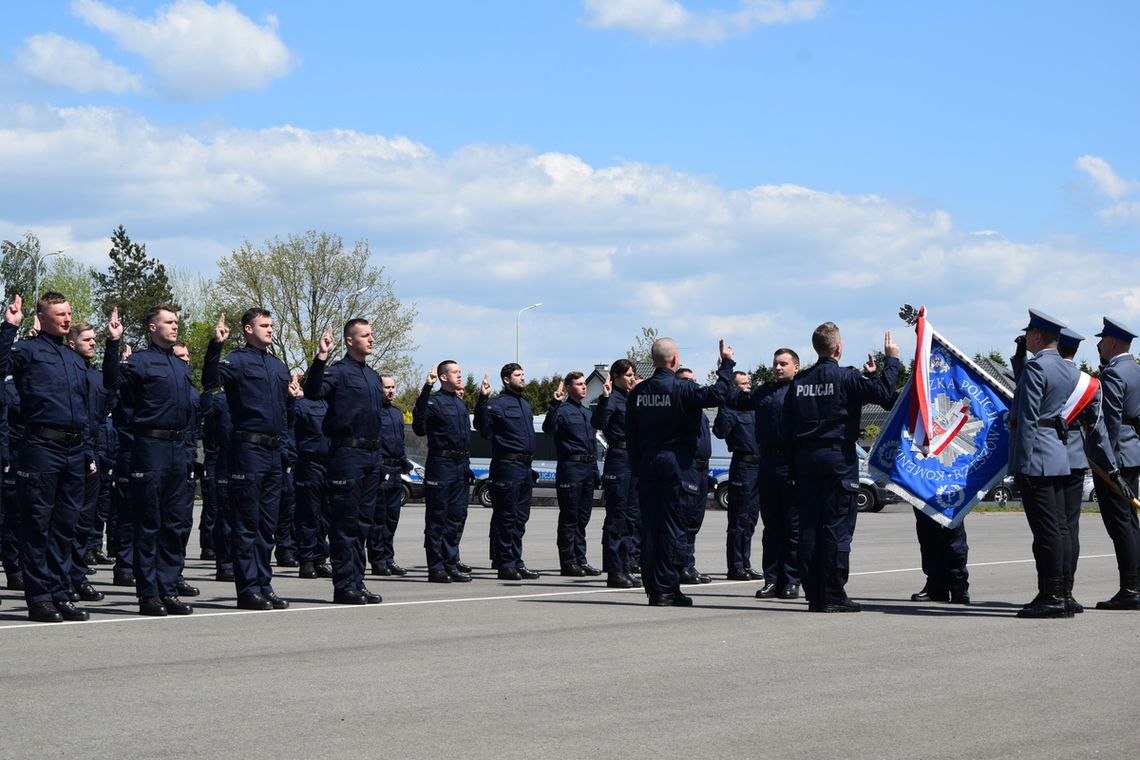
[[867, 311, 1013, 528]]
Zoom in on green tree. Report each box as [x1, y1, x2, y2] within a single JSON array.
[[972, 349, 1009, 368], [93, 225, 178, 346], [748, 364, 775, 386], [523, 375, 561, 413], [214, 231, 417, 383], [626, 326, 659, 362], [42, 255, 98, 326], [1, 231, 41, 304]]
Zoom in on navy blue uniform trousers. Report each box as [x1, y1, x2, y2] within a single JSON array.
[[725, 459, 760, 571], [488, 459, 532, 570], [294, 457, 329, 563], [367, 464, 404, 567], [794, 444, 859, 606], [601, 448, 636, 575], [227, 441, 283, 597], [556, 460, 594, 567], [423, 455, 468, 573], [757, 471, 799, 588], [639, 451, 701, 596], [326, 446, 380, 593], [130, 438, 194, 598]]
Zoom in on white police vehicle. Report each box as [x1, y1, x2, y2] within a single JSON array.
[[399, 458, 426, 505]]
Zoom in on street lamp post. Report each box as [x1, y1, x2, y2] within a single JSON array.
[[516, 303, 542, 363], [3, 240, 64, 303]]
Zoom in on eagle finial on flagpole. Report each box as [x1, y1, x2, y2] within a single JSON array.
[[899, 304, 920, 326]]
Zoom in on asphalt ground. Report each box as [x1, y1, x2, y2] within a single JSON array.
[[2, 500, 1139, 760]]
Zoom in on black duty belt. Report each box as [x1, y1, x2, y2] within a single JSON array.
[[564, 454, 596, 463], [382, 457, 405, 467], [434, 449, 469, 461], [694, 458, 710, 469], [607, 440, 627, 449], [29, 425, 83, 447], [1038, 417, 1068, 443], [334, 437, 380, 451], [735, 453, 761, 464], [499, 452, 534, 464], [238, 431, 283, 449], [135, 428, 185, 441]]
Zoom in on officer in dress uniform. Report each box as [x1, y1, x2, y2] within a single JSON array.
[[592, 359, 641, 589], [1091, 317, 1140, 610], [627, 337, 735, 607], [785, 323, 899, 613], [676, 367, 713, 585], [746, 349, 801, 599], [715, 371, 762, 582], [202, 309, 294, 611], [293, 378, 333, 580], [0, 294, 101, 622], [104, 305, 198, 617], [369, 373, 413, 577], [303, 321, 385, 604], [544, 371, 602, 577], [413, 360, 473, 583], [474, 364, 542, 581], [200, 386, 236, 582]]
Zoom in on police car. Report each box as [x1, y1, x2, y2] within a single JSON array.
[[856, 445, 898, 512], [399, 458, 426, 505], [469, 416, 605, 508]]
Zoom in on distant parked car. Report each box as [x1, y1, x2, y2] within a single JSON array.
[[856, 444, 899, 512], [1083, 472, 1098, 503], [985, 475, 1020, 504], [400, 459, 425, 506]]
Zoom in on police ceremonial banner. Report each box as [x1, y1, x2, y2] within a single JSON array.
[[867, 308, 1013, 528]]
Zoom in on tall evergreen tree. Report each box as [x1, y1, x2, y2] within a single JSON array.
[[93, 225, 178, 346]]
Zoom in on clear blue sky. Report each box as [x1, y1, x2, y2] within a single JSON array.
[[1, 1, 1137, 378]]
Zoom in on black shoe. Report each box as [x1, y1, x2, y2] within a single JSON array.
[[1095, 589, 1140, 610], [161, 595, 193, 615], [387, 562, 408, 576], [628, 574, 643, 588], [371, 563, 392, 576], [820, 598, 862, 613], [175, 580, 200, 597], [561, 565, 587, 577], [54, 600, 89, 621], [744, 567, 764, 580], [276, 554, 299, 568], [910, 589, 950, 602], [139, 596, 168, 616], [697, 573, 712, 584], [263, 591, 289, 610], [726, 568, 752, 581], [607, 573, 635, 588], [490, 559, 501, 570], [92, 550, 114, 565], [680, 569, 703, 585], [428, 571, 452, 583], [778, 584, 801, 599], [456, 562, 472, 573], [498, 568, 523, 581], [357, 585, 382, 604], [64, 588, 81, 602], [6, 573, 25, 591], [215, 568, 235, 582], [580, 563, 602, 576], [755, 582, 778, 598], [517, 566, 541, 580], [237, 593, 273, 611], [315, 562, 334, 578], [629, 561, 642, 574], [648, 592, 694, 607], [1017, 596, 1071, 619], [298, 561, 318, 579], [200, 548, 216, 561], [28, 601, 63, 622], [112, 572, 136, 587], [1066, 596, 1084, 614], [333, 589, 368, 605], [83, 550, 97, 566], [75, 582, 104, 602], [449, 571, 472, 583], [950, 590, 972, 605]]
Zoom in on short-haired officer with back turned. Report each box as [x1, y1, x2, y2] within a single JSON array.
[[785, 322, 899, 613], [627, 337, 735, 607]]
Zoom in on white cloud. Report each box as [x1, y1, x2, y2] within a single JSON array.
[[17, 33, 143, 94], [582, 0, 825, 44], [0, 103, 1134, 379], [71, 0, 297, 100], [1075, 154, 1139, 199]]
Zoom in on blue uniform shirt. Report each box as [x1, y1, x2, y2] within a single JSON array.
[[304, 355, 384, 441], [543, 398, 594, 459], [412, 385, 471, 453], [203, 341, 292, 437], [104, 339, 195, 433], [293, 397, 328, 460], [713, 406, 758, 455], [201, 389, 233, 458], [379, 400, 408, 462], [591, 388, 629, 446], [475, 389, 535, 456], [0, 324, 91, 438], [785, 357, 899, 450]]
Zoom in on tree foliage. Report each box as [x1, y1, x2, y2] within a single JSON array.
[[1, 231, 42, 304], [42, 255, 98, 326], [93, 225, 178, 345], [626, 326, 659, 362], [214, 231, 417, 384], [972, 349, 1009, 369]]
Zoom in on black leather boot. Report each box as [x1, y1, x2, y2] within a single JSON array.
[[1017, 575, 1072, 619], [1095, 570, 1140, 610]]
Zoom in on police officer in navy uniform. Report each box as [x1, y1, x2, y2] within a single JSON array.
[[676, 367, 713, 585], [108, 342, 137, 588], [786, 322, 899, 613], [627, 337, 735, 607], [104, 304, 198, 617], [715, 371, 762, 582], [0, 293, 100, 622], [0, 376, 23, 592], [592, 359, 641, 589], [293, 376, 333, 580], [909, 510, 970, 604], [203, 309, 294, 611], [544, 371, 602, 577], [369, 373, 412, 577], [475, 364, 542, 581], [413, 360, 473, 583], [1091, 317, 1140, 610], [303, 321, 385, 604], [200, 386, 236, 582]]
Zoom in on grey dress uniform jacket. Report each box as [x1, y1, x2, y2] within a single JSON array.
[[1009, 348, 1078, 477]]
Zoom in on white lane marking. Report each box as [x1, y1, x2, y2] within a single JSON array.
[[0, 553, 1118, 632]]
